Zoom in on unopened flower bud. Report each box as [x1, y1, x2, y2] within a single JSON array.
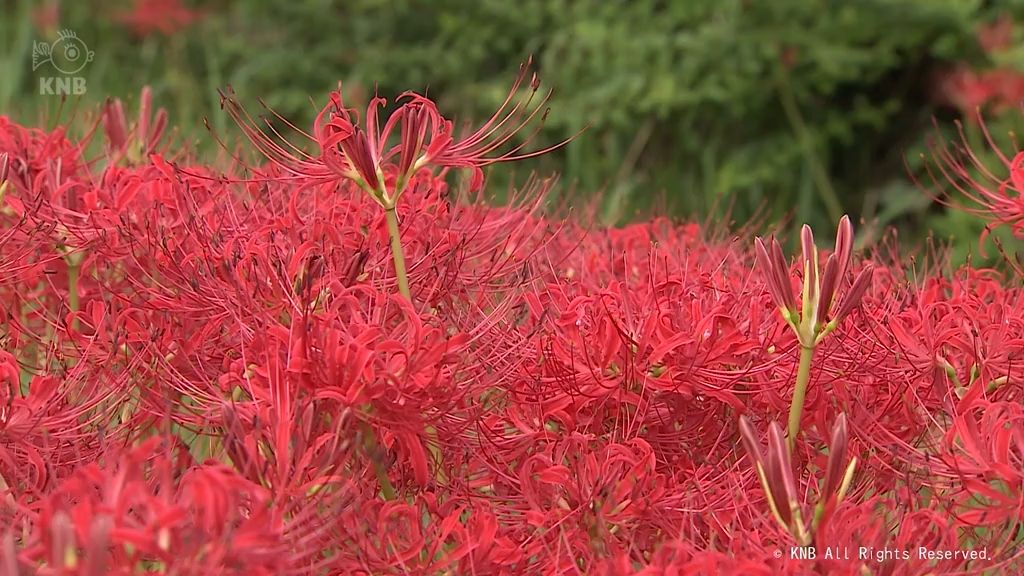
[[103, 98, 128, 153], [833, 264, 873, 324]]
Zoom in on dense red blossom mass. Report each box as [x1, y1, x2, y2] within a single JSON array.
[[1, 75, 1024, 575]]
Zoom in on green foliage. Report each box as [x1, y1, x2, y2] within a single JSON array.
[[2, 0, 1024, 258]]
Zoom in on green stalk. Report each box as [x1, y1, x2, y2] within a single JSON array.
[[383, 203, 450, 488], [426, 424, 447, 486], [384, 206, 411, 301], [361, 422, 396, 500], [67, 257, 79, 332], [787, 344, 816, 452]]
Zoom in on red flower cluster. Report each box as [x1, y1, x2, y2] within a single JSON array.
[[1, 68, 1024, 575], [114, 0, 205, 37], [934, 15, 1024, 115]]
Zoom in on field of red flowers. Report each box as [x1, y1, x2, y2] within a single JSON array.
[[2, 62, 1024, 575]]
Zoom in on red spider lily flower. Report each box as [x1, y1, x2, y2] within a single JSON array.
[[220, 58, 573, 208], [936, 66, 1000, 114], [31, 1, 59, 37], [935, 66, 1024, 117], [101, 98, 127, 152], [978, 15, 1015, 54], [812, 413, 858, 532], [102, 86, 169, 165], [754, 235, 798, 320], [739, 416, 809, 545], [755, 215, 872, 348], [114, 0, 204, 37], [925, 116, 1024, 240]]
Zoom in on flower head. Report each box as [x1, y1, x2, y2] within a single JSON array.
[[739, 416, 808, 544], [221, 58, 573, 208], [115, 0, 204, 37], [925, 116, 1024, 241], [101, 86, 169, 164], [755, 215, 872, 348], [739, 414, 857, 545]]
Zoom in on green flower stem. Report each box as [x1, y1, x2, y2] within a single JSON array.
[[67, 257, 80, 332], [426, 423, 447, 486], [384, 205, 411, 301], [361, 422, 396, 500], [381, 206, 452, 492], [788, 344, 816, 453]]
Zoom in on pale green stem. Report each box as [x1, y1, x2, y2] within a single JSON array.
[[788, 345, 816, 453], [384, 206, 411, 301], [384, 206, 449, 488], [426, 424, 447, 487], [67, 258, 79, 332], [361, 422, 396, 501]]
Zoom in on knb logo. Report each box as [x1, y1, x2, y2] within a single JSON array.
[[32, 29, 93, 96]]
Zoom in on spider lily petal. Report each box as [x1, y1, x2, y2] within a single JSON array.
[[832, 264, 874, 325], [754, 236, 797, 317]]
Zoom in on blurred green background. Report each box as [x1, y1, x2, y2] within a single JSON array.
[[3, 0, 1024, 263]]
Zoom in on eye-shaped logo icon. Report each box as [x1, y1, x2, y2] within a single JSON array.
[[32, 30, 94, 75]]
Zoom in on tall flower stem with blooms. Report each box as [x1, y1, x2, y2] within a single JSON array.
[[755, 215, 873, 451], [220, 57, 571, 302], [219, 59, 573, 498]]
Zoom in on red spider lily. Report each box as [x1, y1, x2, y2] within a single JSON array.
[[739, 416, 810, 544], [7, 73, 1024, 574], [114, 0, 204, 37], [935, 66, 1024, 117], [812, 413, 858, 533], [739, 414, 856, 547], [978, 15, 1015, 54], [101, 87, 169, 165], [220, 58, 571, 207], [934, 15, 1024, 117], [925, 116, 1024, 241], [755, 215, 872, 348], [755, 215, 872, 451], [220, 58, 572, 302], [31, 1, 59, 37]]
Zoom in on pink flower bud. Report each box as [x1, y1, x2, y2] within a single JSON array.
[[801, 224, 817, 298], [398, 101, 435, 177], [766, 422, 799, 526], [338, 128, 381, 191], [755, 236, 798, 315], [103, 98, 128, 152], [50, 509, 76, 569], [815, 254, 839, 325], [823, 413, 850, 497], [738, 415, 764, 468], [833, 215, 854, 284], [834, 264, 873, 323], [139, 85, 153, 146]]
